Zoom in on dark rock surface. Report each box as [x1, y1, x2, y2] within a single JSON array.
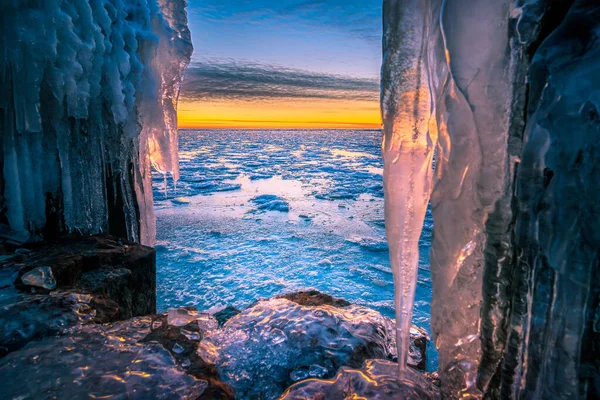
[[0, 314, 229, 400], [213, 305, 241, 326], [278, 290, 351, 308], [4, 235, 155, 318], [0, 235, 155, 356]]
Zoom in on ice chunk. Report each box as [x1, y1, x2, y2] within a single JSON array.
[[21, 267, 56, 290], [167, 308, 199, 327], [249, 194, 290, 213], [196, 313, 219, 331], [172, 343, 185, 354]]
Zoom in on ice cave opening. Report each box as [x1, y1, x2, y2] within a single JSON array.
[[1, 0, 599, 399]]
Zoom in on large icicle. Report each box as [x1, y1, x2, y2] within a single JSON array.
[[381, 0, 436, 380], [0, 0, 192, 245]]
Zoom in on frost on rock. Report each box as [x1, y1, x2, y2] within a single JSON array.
[[0, 0, 192, 245], [198, 297, 427, 400], [0, 317, 207, 399]]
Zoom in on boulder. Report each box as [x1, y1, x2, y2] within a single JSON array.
[[199, 294, 428, 399]]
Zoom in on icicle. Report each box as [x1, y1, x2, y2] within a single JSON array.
[[163, 173, 168, 200], [381, 0, 437, 380]]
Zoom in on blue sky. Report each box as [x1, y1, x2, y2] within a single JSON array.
[[186, 0, 382, 76], [180, 0, 383, 128]]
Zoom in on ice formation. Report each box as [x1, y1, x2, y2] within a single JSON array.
[[0, 0, 192, 245], [20, 266, 57, 290], [381, 0, 436, 380], [383, 0, 600, 398]]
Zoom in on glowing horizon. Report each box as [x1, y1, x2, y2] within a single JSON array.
[[178, 97, 382, 130], [180, 0, 382, 130]]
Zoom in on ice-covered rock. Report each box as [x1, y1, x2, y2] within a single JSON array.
[[487, 3, 600, 399], [0, 317, 212, 399], [20, 266, 56, 290], [0, 291, 119, 355], [0, 0, 192, 245], [280, 359, 440, 400], [198, 294, 428, 399]]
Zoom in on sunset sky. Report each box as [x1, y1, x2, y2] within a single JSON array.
[[179, 0, 382, 129]]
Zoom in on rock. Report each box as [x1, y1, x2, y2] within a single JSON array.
[[277, 290, 350, 307], [0, 235, 155, 356], [77, 268, 134, 317], [143, 312, 234, 399], [0, 316, 213, 400], [198, 296, 427, 399], [5, 235, 155, 318], [212, 306, 241, 326], [280, 359, 440, 400], [20, 266, 57, 290], [0, 292, 120, 355]]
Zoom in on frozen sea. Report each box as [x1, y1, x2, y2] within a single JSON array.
[[153, 129, 436, 369]]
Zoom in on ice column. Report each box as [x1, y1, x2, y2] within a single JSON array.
[[426, 1, 521, 397], [0, 0, 192, 245], [495, 2, 600, 398], [381, 0, 436, 379]]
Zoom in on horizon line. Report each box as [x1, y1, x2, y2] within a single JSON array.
[[177, 126, 382, 131]]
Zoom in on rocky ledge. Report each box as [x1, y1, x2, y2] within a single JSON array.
[[0, 236, 435, 399]]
